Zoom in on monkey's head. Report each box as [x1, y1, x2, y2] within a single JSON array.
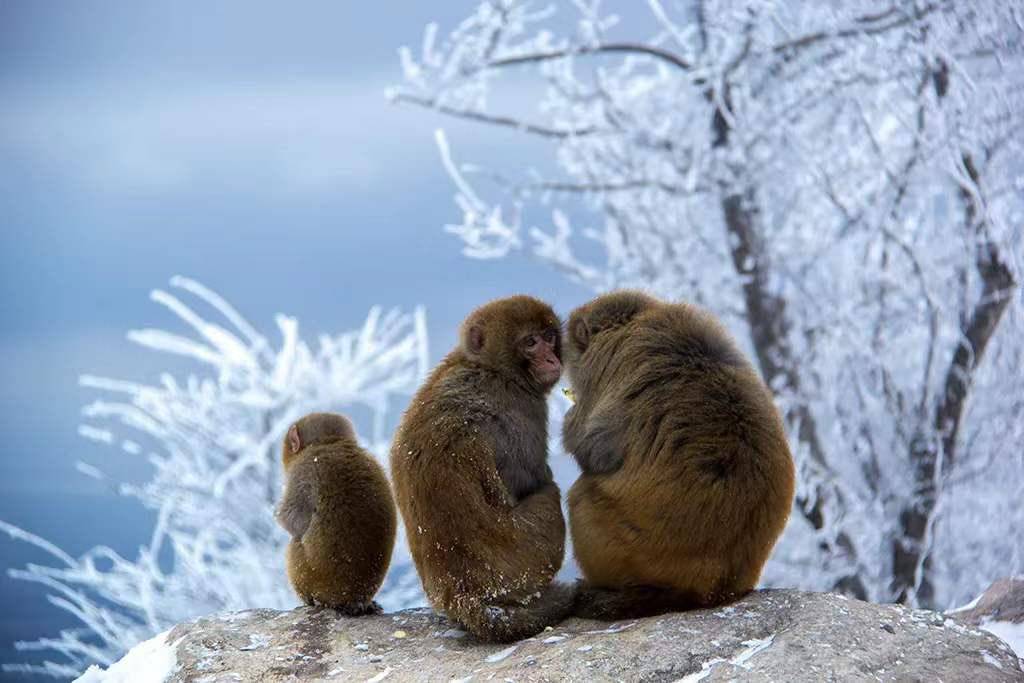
[[565, 290, 658, 383], [461, 295, 563, 392], [282, 412, 356, 467]]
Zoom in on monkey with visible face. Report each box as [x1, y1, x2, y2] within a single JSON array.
[[390, 296, 575, 642], [276, 412, 397, 615], [562, 291, 795, 619]]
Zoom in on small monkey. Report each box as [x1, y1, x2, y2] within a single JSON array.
[[562, 291, 795, 619], [277, 412, 397, 615], [391, 296, 575, 642]]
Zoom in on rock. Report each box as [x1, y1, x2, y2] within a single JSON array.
[[149, 590, 1024, 681], [953, 578, 1024, 626]]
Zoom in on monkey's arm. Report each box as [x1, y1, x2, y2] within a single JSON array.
[[422, 442, 565, 569], [562, 404, 625, 475], [276, 462, 317, 539]]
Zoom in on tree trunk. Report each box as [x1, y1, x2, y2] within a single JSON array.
[[711, 83, 868, 597], [890, 154, 1016, 607], [722, 188, 868, 600]]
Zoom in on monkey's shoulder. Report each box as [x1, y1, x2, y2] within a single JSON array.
[[289, 443, 382, 485]]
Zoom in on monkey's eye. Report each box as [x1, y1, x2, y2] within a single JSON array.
[[524, 335, 540, 350]]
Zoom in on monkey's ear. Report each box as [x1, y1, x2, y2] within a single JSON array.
[[571, 318, 590, 351], [464, 324, 485, 355], [287, 424, 302, 454]]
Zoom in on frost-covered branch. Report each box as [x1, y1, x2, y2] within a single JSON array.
[[396, 0, 1024, 608], [1, 277, 430, 677]]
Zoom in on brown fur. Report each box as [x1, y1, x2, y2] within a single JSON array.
[[277, 412, 397, 615], [562, 291, 796, 619], [390, 296, 575, 642]]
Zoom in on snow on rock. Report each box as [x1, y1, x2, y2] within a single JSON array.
[[93, 590, 1024, 682], [74, 629, 178, 683], [484, 644, 517, 663], [981, 621, 1024, 662], [949, 577, 1024, 662]]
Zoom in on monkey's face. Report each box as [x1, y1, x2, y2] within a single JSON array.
[[519, 326, 562, 388], [462, 296, 563, 393], [282, 412, 355, 467]]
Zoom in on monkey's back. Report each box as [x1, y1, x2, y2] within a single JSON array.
[[391, 356, 565, 612], [286, 443, 396, 607], [570, 303, 795, 603]]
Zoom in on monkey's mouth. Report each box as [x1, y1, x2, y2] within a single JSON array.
[[530, 347, 562, 387], [531, 365, 562, 386]]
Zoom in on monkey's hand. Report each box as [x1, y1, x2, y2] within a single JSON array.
[[566, 410, 625, 476]]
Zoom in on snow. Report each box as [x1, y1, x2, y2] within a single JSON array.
[[980, 619, 1024, 661], [732, 635, 776, 668], [676, 635, 776, 682], [364, 667, 392, 682], [980, 650, 1004, 670], [238, 633, 271, 651], [74, 630, 178, 683], [583, 621, 637, 635], [947, 594, 982, 614], [484, 645, 518, 662]]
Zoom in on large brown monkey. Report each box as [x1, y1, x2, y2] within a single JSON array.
[[277, 412, 396, 615], [391, 296, 575, 642], [562, 291, 795, 619]]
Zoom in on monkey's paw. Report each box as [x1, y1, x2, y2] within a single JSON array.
[[334, 600, 383, 617]]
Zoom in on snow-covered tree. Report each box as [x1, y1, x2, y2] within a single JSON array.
[[394, 0, 1024, 609], [1, 277, 429, 678]]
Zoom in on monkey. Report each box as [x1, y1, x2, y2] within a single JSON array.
[[390, 295, 576, 642], [276, 412, 397, 615], [561, 290, 796, 620]]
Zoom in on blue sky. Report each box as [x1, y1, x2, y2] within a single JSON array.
[[0, 2, 593, 674]]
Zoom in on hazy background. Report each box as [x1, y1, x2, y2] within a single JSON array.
[[0, 2, 591, 673]]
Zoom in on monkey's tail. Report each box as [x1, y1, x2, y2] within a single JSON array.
[[457, 581, 577, 643], [573, 583, 736, 620]]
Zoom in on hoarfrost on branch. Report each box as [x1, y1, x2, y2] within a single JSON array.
[[394, 0, 1024, 609], [1, 277, 430, 677]]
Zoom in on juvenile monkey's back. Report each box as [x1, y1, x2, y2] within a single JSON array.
[[284, 439, 396, 612]]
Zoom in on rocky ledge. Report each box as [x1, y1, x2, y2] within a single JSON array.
[[98, 589, 1024, 682]]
